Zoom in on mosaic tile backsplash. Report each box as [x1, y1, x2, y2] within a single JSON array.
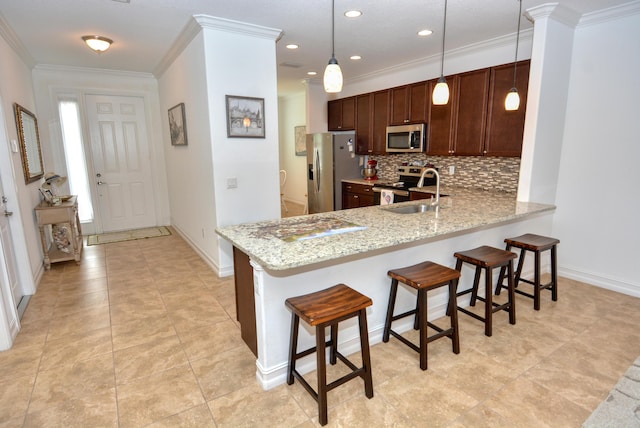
[[370, 154, 521, 193]]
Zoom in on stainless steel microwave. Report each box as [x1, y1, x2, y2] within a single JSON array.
[[386, 123, 426, 153]]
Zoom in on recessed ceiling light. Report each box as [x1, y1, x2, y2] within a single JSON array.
[[350, 55, 362, 60], [418, 29, 433, 37], [307, 71, 318, 76], [344, 10, 362, 18], [286, 44, 299, 49]]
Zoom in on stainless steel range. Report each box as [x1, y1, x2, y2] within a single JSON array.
[[372, 166, 437, 204]]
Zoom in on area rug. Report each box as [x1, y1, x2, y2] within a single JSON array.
[[86, 226, 171, 246], [583, 356, 640, 427]]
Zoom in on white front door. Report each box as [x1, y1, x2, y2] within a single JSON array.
[[0, 180, 21, 350], [86, 94, 156, 232]]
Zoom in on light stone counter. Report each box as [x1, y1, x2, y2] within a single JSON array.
[[216, 189, 554, 272]]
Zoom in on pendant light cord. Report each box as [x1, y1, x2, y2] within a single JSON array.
[[512, 0, 522, 88], [331, 0, 335, 58], [440, 0, 447, 77]]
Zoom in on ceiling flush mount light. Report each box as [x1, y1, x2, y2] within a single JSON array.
[[505, 0, 523, 111], [82, 35, 113, 53], [324, 0, 343, 93], [344, 10, 362, 18], [432, 0, 449, 105]]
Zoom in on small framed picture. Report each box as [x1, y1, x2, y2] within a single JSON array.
[[294, 125, 306, 156], [226, 95, 265, 138], [168, 103, 188, 146]]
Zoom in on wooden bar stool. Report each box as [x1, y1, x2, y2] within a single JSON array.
[[495, 234, 560, 310], [383, 261, 461, 370], [285, 284, 373, 426], [454, 246, 517, 337]]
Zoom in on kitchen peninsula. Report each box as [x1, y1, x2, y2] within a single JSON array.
[[216, 189, 555, 390]]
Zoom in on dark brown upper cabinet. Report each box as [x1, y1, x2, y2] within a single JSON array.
[[389, 81, 429, 125], [328, 96, 356, 131]]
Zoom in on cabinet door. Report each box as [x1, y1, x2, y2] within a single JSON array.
[[453, 69, 489, 156], [355, 94, 371, 154], [484, 60, 530, 156], [371, 90, 389, 154], [327, 97, 356, 131], [389, 85, 410, 125], [408, 81, 429, 123], [427, 77, 456, 155]]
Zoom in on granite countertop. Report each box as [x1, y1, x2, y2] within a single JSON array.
[[216, 188, 555, 272]]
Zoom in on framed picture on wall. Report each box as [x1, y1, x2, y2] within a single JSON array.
[[226, 95, 265, 138], [294, 125, 306, 156], [168, 103, 188, 146]]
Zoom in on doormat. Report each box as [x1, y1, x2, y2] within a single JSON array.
[[87, 226, 171, 246], [582, 356, 640, 427]]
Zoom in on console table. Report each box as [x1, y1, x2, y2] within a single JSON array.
[[35, 196, 82, 269]]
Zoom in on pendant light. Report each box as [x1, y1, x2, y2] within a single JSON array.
[[505, 0, 523, 111], [432, 0, 450, 105], [323, 0, 343, 93]]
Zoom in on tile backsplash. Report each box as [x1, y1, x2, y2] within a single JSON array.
[[370, 154, 520, 193]]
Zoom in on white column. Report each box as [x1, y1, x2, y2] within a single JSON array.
[[517, 3, 580, 204]]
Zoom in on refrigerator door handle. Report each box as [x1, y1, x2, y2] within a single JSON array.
[[315, 149, 321, 192]]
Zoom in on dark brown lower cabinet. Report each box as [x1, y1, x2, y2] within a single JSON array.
[[233, 246, 257, 357]]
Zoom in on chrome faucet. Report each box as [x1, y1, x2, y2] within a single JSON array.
[[417, 167, 440, 207]]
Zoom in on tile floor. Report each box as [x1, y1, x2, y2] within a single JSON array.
[[1, 228, 640, 427]]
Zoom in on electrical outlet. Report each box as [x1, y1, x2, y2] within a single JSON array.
[[449, 165, 455, 175]]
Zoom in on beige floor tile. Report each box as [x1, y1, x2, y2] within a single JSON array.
[[109, 292, 168, 325], [481, 376, 591, 427], [111, 313, 177, 351], [167, 298, 230, 334], [0, 374, 35, 422], [145, 403, 215, 427], [207, 383, 309, 427], [322, 394, 413, 427], [0, 343, 43, 381], [39, 326, 113, 371], [23, 390, 118, 428], [116, 364, 205, 428], [178, 319, 243, 362], [46, 305, 111, 340], [28, 353, 115, 413], [114, 335, 188, 384], [191, 346, 257, 400]]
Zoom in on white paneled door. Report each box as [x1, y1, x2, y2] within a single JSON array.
[[86, 95, 156, 232], [0, 179, 20, 349]]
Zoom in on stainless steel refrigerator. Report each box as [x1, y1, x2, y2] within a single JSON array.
[[306, 132, 360, 213]]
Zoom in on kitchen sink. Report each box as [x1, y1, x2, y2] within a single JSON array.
[[382, 203, 439, 214]]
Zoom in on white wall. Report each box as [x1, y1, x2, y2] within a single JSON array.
[[552, 10, 640, 296], [158, 16, 282, 276], [278, 92, 307, 206]]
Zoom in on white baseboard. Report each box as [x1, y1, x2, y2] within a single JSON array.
[[559, 266, 640, 298], [169, 224, 227, 277]]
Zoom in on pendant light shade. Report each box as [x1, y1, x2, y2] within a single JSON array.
[[432, 0, 449, 105], [505, 0, 523, 111], [82, 35, 113, 53], [324, 0, 343, 93]]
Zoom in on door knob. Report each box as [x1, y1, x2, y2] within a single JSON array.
[[97, 181, 106, 185], [4, 211, 13, 217]]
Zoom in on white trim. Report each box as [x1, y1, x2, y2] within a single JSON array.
[[559, 267, 640, 298]]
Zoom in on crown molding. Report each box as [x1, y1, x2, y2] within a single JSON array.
[[154, 14, 282, 78], [348, 28, 534, 86], [578, 0, 640, 27], [526, 3, 582, 28], [33, 64, 155, 79], [0, 12, 35, 68]]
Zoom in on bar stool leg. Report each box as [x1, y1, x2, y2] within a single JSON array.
[[316, 325, 328, 426], [513, 247, 525, 288], [551, 245, 558, 302], [534, 250, 541, 310], [358, 309, 374, 398], [507, 260, 516, 325], [330, 324, 338, 365], [287, 314, 299, 385], [449, 279, 460, 354], [382, 279, 398, 343], [484, 267, 493, 337], [418, 289, 428, 370], [470, 266, 482, 306]]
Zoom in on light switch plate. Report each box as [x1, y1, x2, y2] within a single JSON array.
[[10, 139, 18, 153]]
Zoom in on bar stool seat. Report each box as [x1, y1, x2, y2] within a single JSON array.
[[496, 234, 560, 310], [383, 261, 461, 370], [454, 246, 517, 337], [285, 284, 373, 426]]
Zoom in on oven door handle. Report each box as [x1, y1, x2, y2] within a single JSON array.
[[372, 188, 409, 197]]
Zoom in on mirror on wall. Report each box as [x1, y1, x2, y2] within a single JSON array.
[[13, 103, 45, 184]]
